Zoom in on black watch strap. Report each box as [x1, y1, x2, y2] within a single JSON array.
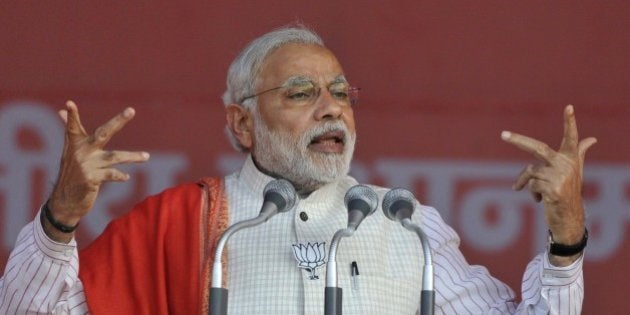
[[549, 229, 588, 257], [41, 201, 79, 233]]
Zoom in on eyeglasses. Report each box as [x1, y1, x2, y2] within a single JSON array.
[[239, 80, 361, 107]]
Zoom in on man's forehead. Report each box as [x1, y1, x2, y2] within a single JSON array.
[[258, 43, 345, 84]]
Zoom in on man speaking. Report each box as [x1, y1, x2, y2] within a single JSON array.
[[0, 25, 594, 314]]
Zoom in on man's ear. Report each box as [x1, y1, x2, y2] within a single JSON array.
[[226, 103, 254, 150]]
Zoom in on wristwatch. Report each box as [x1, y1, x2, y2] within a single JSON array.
[[41, 201, 80, 233], [548, 229, 588, 256]]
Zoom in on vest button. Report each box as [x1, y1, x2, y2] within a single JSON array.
[[299, 211, 308, 222]]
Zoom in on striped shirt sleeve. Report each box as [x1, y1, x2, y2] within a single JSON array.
[[419, 205, 584, 314], [0, 209, 89, 314], [518, 251, 584, 314]]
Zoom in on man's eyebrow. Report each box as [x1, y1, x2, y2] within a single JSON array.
[[282, 76, 314, 87], [281, 75, 348, 87], [332, 75, 348, 84]]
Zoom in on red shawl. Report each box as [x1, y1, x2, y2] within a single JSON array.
[[78, 178, 229, 314]]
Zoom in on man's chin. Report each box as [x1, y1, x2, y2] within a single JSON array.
[[292, 173, 343, 195], [310, 160, 350, 180]]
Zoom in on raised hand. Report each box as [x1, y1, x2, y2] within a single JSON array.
[[45, 100, 150, 242], [501, 105, 597, 265]]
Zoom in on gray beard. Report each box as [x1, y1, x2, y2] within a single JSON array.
[[252, 113, 355, 194]]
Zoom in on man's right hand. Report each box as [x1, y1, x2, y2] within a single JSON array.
[[44, 100, 150, 242]]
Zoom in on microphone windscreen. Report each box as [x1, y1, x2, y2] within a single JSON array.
[[263, 179, 298, 213], [382, 188, 416, 221], [344, 185, 378, 216]]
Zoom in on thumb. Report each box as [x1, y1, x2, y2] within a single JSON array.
[[578, 137, 597, 164]]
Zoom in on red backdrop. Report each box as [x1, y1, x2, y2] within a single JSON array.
[[1, 1, 628, 313]]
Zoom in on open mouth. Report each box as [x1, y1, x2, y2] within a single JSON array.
[[308, 130, 346, 153]]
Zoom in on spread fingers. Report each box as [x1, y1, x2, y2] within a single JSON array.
[[90, 107, 136, 147]]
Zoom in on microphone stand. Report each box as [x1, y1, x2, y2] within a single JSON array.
[[324, 184, 379, 315], [382, 188, 434, 315], [400, 218, 434, 315], [208, 178, 297, 315], [209, 210, 277, 315], [325, 227, 355, 315]]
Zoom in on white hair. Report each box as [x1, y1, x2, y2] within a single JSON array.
[[222, 25, 324, 152]]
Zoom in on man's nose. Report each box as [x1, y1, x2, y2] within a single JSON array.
[[313, 88, 344, 120]]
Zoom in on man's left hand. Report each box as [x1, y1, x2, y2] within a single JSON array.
[[501, 105, 597, 266]]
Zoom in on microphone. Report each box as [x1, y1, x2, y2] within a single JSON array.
[[325, 185, 378, 315], [344, 185, 379, 231], [382, 188, 434, 315], [209, 179, 298, 315]]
